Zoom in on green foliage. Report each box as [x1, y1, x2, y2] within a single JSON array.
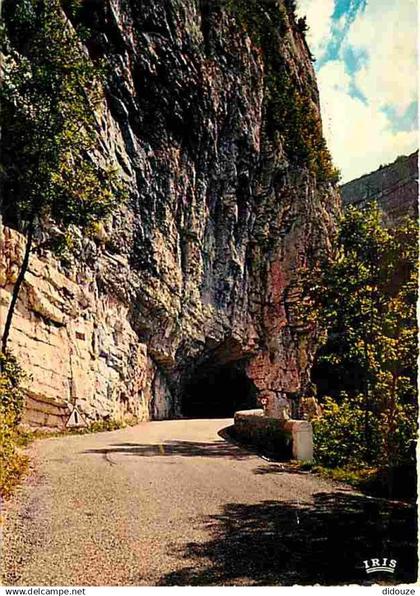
[[225, 0, 288, 47], [296, 16, 309, 33], [1, 0, 126, 350], [0, 352, 29, 497], [304, 204, 418, 470], [0, 411, 29, 498], [308, 462, 416, 501], [313, 395, 369, 468], [27, 416, 130, 440], [1, 0, 125, 241], [225, 0, 339, 183], [0, 352, 26, 422], [312, 394, 416, 469], [88, 418, 127, 433]]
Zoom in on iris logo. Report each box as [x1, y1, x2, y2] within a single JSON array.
[[363, 558, 397, 574]]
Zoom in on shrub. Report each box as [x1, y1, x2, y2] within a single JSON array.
[[303, 207, 418, 475], [0, 410, 29, 497], [313, 393, 417, 470], [88, 418, 126, 433], [0, 351, 25, 421], [314, 395, 374, 468], [0, 352, 29, 497]]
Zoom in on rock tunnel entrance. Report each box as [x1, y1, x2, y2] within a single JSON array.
[[181, 360, 258, 419]]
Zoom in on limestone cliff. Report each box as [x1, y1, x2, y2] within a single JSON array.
[[341, 151, 418, 224], [0, 0, 340, 428]]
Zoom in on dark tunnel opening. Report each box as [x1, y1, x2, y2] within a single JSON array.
[[181, 360, 258, 419]]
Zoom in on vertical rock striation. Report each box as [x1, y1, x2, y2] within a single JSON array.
[[1, 0, 340, 427]]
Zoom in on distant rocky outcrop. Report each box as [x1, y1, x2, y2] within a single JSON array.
[[1, 0, 340, 428], [341, 151, 418, 223]]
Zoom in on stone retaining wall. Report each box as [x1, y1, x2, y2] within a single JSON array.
[[233, 409, 293, 460], [234, 409, 313, 462], [21, 392, 70, 431]]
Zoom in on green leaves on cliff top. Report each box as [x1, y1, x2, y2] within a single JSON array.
[[225, 0, 340, 183]]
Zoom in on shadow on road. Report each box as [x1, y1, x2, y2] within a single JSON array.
[[83, 440, 252, 460], [252, 463, 312, 476], [159, 492, 417, 586]]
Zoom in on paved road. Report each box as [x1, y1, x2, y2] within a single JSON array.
[[2, 419, 417, 585]]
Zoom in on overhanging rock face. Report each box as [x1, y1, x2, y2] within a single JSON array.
[[1, 1, 340, 425]]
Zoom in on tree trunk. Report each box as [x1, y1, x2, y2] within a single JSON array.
[[1, 220, 35, 354], [385, 372, 398, 497], [363, 338, 371, 463]]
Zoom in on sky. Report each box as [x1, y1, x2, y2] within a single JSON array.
[[297, 0, 418, 182]]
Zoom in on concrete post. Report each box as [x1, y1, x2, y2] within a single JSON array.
[[284, 419, 314, 462]]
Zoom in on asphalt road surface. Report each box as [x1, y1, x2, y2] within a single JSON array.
[[2, 419, 417, 585]]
